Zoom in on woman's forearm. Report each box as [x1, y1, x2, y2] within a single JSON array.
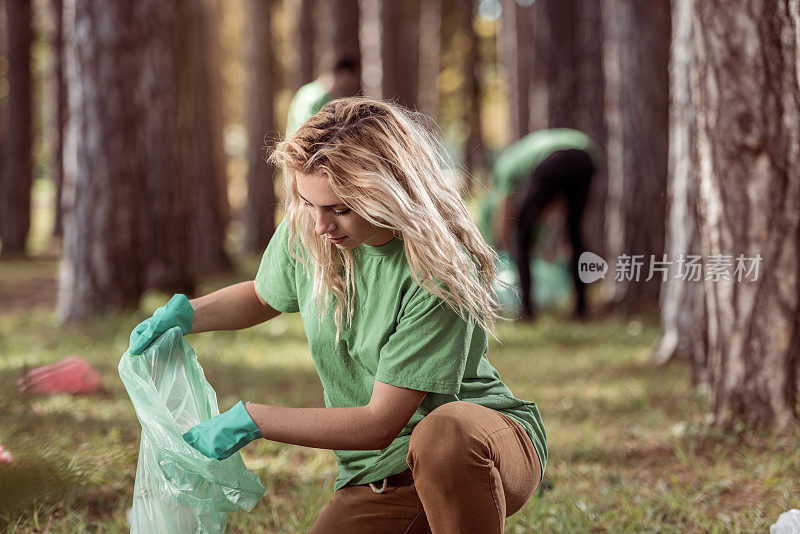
[[189, 281, 279, 333], [244, 403, 389, 451]]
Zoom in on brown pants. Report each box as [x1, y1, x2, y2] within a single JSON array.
[[310, 401, 542, 534]]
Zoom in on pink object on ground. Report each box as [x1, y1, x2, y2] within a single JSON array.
[[16, 355, 103, 395], [0, 445, 14, 464]]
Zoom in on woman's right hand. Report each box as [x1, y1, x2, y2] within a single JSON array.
[[129, 294, 194, 355]]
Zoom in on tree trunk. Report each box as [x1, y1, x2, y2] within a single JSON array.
[[529, 0, 549, 131], [500, 0, 532, 141], [322, 0, 361, 91], [575, 0, 607, 259], [574, 0, 605, 145], [601, 0, 625, 304], [51, 0, 66, 238], [461, 0, 485, 186], [58, 0, 147, 320], [604, 0, 670, 311], [543, 0, 578, 129], [360, 0, 382, 98], [417, 0, 441, 119], [243, 0, 278, 254], [177, 0, 231, 273], [381, 0, 419, 109], [0, 5, 7, 251], [1, 0, 32, 258], [136, 0, 195, 293], [292, 0, 316, 90], [653, 0, 707, 385], [693, 0, 800, 430]]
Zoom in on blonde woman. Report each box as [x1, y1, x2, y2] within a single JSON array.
[[129, 98, 547, 533]]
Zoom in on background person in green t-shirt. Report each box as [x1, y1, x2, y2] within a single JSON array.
[[486, 128, 603, 321], [129, 97, 546, 532], [285, 55, 361, 138]]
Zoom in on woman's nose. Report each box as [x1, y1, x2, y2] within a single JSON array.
[[314, 211, 336, 235]]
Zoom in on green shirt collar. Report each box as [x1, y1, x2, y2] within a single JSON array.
[[353, 236, 404, 256]]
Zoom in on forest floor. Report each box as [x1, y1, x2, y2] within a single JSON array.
[[1, 179, 799, 532], [0, 254, 798, 533]]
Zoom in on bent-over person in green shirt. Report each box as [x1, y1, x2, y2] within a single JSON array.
[[129, 98, 547, 533], [481, 128, 603, 320]]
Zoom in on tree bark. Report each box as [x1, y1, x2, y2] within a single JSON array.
[[1, 0, 33, 258], [574, 0, 605, 146], [575, 0, 607, 259], [177, 0, 231, 273], [653, 0, 707, 384], [0, 5, 7, 251], [604, 0, 670, 311], [381, 0, 419, 109], [500, 0, 532, 141], [461, 0, 485, 185], [543, 0, 578, 129], [360, 0, 382, 98], [136, 0, 195, 293], [243, 0, 278, 254], [529, 0, 549, 131], [292, 0, 316, 90], [417, 0, 441, 119], [601, 0, 623, 304], [693, 0, 800, 430], [58, 0, 147, 320], [51, 0, 66, 238], [322, 0, 361, 91]]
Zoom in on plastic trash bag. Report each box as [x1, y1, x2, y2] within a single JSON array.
[[771, 509, 800, 534], [0, 444, 13, 464], [119, 327, 266, 534], [17, 355, 103, 395]]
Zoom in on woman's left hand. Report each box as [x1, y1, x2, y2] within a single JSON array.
[[183, 401, 263, 460]]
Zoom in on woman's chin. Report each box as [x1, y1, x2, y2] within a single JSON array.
[[329, 238, 352, 249]]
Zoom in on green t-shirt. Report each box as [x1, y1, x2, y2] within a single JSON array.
[[493, 128, 604, 194], [285, 80, 331, 138], [254, 218, 548, 490]]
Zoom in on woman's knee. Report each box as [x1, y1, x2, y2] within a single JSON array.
[[407, 402, 486, 469]]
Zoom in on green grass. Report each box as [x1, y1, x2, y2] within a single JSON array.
[[1, 261, 798, 532]]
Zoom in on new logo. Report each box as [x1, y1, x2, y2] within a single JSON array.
[[578, 252, 608, 283]]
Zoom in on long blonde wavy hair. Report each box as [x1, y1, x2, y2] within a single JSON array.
[[269, 97, 509, 345]]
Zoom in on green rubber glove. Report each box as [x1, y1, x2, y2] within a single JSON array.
[[129, 294, 194, 355], [182, 401, 263, 460]]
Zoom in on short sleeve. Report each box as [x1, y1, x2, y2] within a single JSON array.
[[492, 153, 516, 195], [254, 218, 301, 313], [375, 286, 473, 395], [494, 172, 512, 195]]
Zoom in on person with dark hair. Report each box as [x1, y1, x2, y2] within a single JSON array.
[[481, 128, 603, 321], [285, 56, 361, 137]]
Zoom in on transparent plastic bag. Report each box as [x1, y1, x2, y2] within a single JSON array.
[[771, 509, 800, 534], [119, 327, 266, 534]]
